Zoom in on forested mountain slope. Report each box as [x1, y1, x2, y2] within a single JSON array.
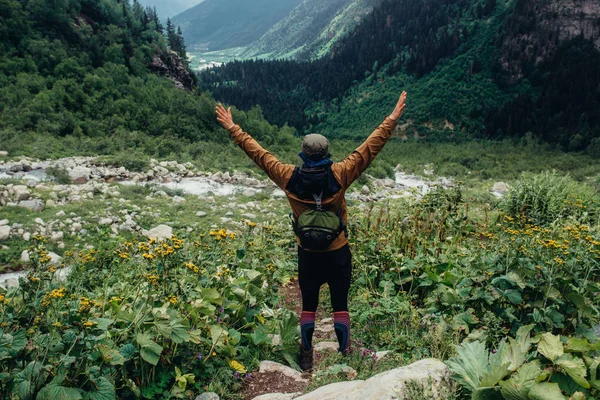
[[239, 0, 384, 60], [171, 0, 301, 51], [0, 0, 294, 158], [199, 0, 600, 153]]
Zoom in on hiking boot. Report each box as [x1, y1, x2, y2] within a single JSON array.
[[299, 345, 313, 371]]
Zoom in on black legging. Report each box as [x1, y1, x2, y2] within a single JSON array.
[[298, 244, 352, 312]]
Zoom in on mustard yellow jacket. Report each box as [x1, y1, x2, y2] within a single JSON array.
[[229, 116, 398, 251]]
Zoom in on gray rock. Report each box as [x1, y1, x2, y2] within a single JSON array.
[[72, 223, 83, 232], [0, 219, 8, 226], [46, 199, 56, 207], [225, 211, 234, 217], [56, 210, 66, 217], [195, 393, 220, 400], [18, 199, 44, 212], [21, 250, 62, 265], [361, 185, 370, 195], [23, 232, 31, 241], [492, 182, 509, 197], [259, 361, 308, 383], [155, 190, 168, 197], [242, 213, 257, 220], [35, 218, 45, 225], [0, 226, 10, 241], [99, 218, 113, 225], [0, 151, 8, 156], [143, 224, 173, 240], [13, 185, 31, 201], [196, 211, 207, 217], [268, 334, 282, 346], [375, 350, 392, 360], [252, 394, 300, 400], [172, 196, 186, 204], [314, 341, 339, 353], [382, 179, 396, 188], [51, 232, 64, 242], [242, 188, 257, 197], [69, 166, 91, 184], [294, 359, 449, 400]]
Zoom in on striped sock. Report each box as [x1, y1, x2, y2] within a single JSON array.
[[300, 311, 316, 350], [334, 311, 351, 353]]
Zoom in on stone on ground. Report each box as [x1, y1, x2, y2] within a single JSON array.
[[69, 166, 91, 184], [173, 196, 186, 204], [143, 225, 173, 240], [196, 211, 207, 217], [360, 185, 370, 195], [492, 182, 509, 197], [294, 358, 449, 400], [252, 393, 301, 400], [18, 199, 45, 212], [195, 392, 220, 400], [313, 341, 339, 353], [0, 226, 10, 241], [259, 361, 308, 383], [0, 220, 8, 226], [21, 250, 62, 265]]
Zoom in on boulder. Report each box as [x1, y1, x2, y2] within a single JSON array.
[[0, 219, 8, 226], [243, 188, 257, 197], [294, 359, 449, 400], [173, 196, 186, 204], [252, 394, 300, 400], [360, 185, 370, 195], [18, 199, 44, 212], [492, 182, 509, 197], [195, 393, 220, 400], [242, 213, 257, 220], [382, 179, 396, 188], [21, 250, 62, 265], [46, 200, 56, 207], [51, 232, 64, 242], [69, 166, 91, 184], [99, 218, 113, 225], [23, 232, 31, 241], [258, 361, 308, 383], [13, 185, 30, 201], [0, 225, 10, 241], [314, 341, 339, 353], [72, 223, 83, 232], [143, 225, 173, 240], [196, 211, 207, 217], [0, 151, 7, 156]]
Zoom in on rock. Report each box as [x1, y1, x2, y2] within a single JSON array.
[[35, 218, 45, 225], [225, 211, 234, 217], [56, 210, 66, 217], [259, 361, 308, 383], [268, 334, 282, 346], [242, 213, 257, 220], [0, 219, 8, 226], [99, 218, 113, 225], [172, 196, 186, 204], [51, 232, 64, 242], [155, 190, 168, 197], [69, 166, 91, 184], [252, 394, 300, 400], [13, 185, 31, 201], [23, 232, 31, 241], [143, 225, 173, 240], [314, 341, 339, 353], [72, 223, 82, 232], [195, 393, 220, 400], [382, 179, 396, 188], [294, 359, 449, 400], [46, 200, 56, 207], [375, 350, 392, 360], [21, 250, 62, 265], [0, 151, 7, 156], [0, 226, 10, 241], [243, 188, 257, 197], [492, 182, 509, 197], [18, 199, 44, 212], [196, 211, 207, 217], [361, 185, 370, 195]]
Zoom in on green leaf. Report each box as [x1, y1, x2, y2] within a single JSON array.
[[202, 288, 223, 306], [505, 289, 523, 305], [119, 343, 137, 359], [564, 337, 594, 353], [538, 333, 564, 362], [472, 387, 502, 400], [569, 392, 585, 400], [279, 311, 299, 344], [84, 377, 116, 400], [446, 341, 489, 390], [38, 384, 83, 400], [96, 344, 126, 366], [499, 361, 543, 400], [209, 325, 227, 347], [242, 269, 261, 281], [136, 333, 162, 366], [555, 354, 590, 389], [480, 340, 511, 387], [89, 318, 114, 331], [527, 382, 566, 400]]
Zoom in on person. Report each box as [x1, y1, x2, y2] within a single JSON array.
[[216, 91, 407, 370]]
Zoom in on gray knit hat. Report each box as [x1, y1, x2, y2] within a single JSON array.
[[301, 134, 329, 160]]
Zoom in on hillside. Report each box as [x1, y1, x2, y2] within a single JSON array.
[[137, 0, 205, 19], [199, 0, 600, 153], [239, 0, 385, 60], [171, 0, 301, 51], [0, 0, 295, 160]]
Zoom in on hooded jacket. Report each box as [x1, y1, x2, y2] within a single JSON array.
[[228, 116, 398, 252]]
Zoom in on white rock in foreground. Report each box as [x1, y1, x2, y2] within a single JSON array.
[[294, 358, 449, 400], [21, 250, 62, 265], [252, 394, 300, 400], [143, 225, 173, 240], [0, 226, 10, 241], [18, 199, 45, 212], [259, 361, 307, 383]]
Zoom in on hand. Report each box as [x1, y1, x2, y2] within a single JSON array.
[[389, 91, 407, 122], [216, 103, 235, 130]]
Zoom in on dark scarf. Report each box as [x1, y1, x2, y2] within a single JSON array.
[[298, 152, 333, 169]]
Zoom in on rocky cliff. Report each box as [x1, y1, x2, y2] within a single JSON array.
[[149, 50, 195, 90]]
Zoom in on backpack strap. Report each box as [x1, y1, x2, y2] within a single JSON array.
[[312, 192, 324, 211]]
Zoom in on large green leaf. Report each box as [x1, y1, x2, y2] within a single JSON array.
[[279, 311, 299, 345], [202, 288, 223, 306], [538, 333, 563, 362], [481, 341, 511, 387], [564, 337, 598, 353], [554, 354, 590, 389], [96, 344, 126, 366], [472, 387, 502, 400], [527, 383, 566, 400], [209, 325, 227, 347], [136, 333, 162, 366], [119, 343, 137, 359], [446, 341, 489, 390], [84, 377, 116, 400], [499, 361, 543, 400], [38, 384, 83, 400]]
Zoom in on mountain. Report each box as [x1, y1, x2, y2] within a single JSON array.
[[239, 0, 385, 60], [0, 0, 293, 159], [137, 0, 205, 19], [172, 0, 301, 51], [199, 0, 600, 152]]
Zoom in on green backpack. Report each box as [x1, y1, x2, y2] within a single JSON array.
[[291, 192, 346, 251]]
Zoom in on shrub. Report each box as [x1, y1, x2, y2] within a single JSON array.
[[99, 152, 150, 173], [45, 166, 72, 184]]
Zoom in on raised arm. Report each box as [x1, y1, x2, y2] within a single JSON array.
[[333, 91, 407, 188], [216, 104, 293, 188]]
